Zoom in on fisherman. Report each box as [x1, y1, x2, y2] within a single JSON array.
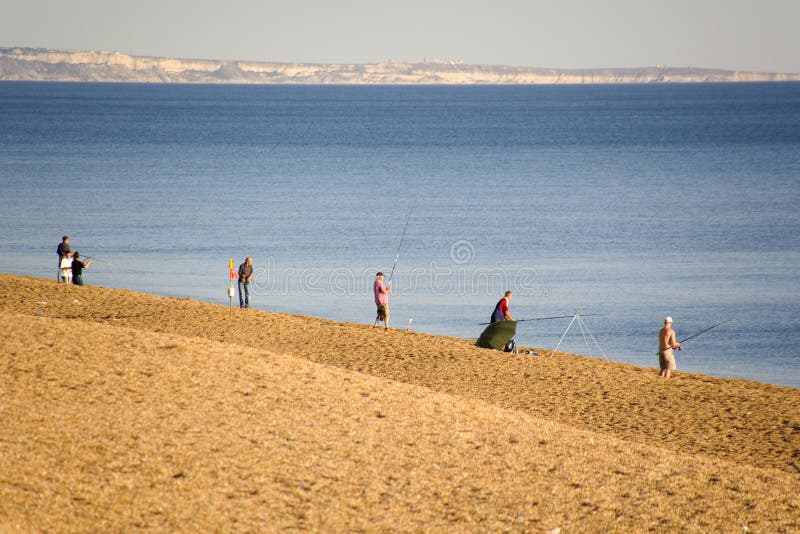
[[71, 252, 92, 286], [488, 291, 517, 353], [491, 291, 515, 323], [372, 271, 391, 331], [658, 316, 682, 379], [57, 236, 71, 281], [237, 257, 253, 308], [59, 252, 73, 284]]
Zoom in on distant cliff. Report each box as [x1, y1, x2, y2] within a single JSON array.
[[2, 47, 799, 85]]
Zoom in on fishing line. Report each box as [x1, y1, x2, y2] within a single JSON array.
[[678, 317, 736, 345], [84, 256, 108, 263], [388, 194, 418, 286], [478, 313, 603, 326]]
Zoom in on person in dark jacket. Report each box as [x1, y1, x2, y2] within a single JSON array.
[[71, 252, 92, 286], [57, 236, 71, 281]]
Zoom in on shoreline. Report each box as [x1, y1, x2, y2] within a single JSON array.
[[3, 272, 798, 392], [2, 273, 797, 454], [3, 269, 793, 389]]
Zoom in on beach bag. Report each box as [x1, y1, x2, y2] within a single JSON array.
[[504, 339, 516, 354]]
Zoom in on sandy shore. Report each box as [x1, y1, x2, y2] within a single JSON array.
[[1, 274, 798, 531]]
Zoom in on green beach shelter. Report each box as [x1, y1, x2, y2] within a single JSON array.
[[476, 320, 517, 350]]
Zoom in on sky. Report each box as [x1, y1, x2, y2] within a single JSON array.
[[2, 0, 799, 73]]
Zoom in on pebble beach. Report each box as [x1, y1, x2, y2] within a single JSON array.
[[1, 273, 798, 531]]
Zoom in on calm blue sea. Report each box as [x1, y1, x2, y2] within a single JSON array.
[[1, 81, 799, 388]]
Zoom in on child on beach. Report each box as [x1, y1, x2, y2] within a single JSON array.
[[59, 252, 73, 284]]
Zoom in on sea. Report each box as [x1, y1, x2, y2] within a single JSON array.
[[1, 81, 799, 388]]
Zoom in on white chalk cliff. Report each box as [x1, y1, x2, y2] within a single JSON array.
[[2, 47, 798, 84]]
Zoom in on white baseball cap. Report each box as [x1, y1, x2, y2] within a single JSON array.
[[664, 316, 673, 323]]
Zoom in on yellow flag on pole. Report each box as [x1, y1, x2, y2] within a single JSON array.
[[229, 258, 238, 280]]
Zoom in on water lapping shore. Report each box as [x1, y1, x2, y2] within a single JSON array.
[[1, 274, 798, 530]]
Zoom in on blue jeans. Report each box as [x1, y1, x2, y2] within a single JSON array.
[[238, 281, 250, 307]]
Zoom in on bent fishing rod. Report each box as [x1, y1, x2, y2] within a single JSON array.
[[657, 317, 735, 354], [478, 313, 604, 326], [388, 195, 418, 286]]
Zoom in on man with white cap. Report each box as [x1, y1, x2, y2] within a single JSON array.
[[658, 316, 681, 378]]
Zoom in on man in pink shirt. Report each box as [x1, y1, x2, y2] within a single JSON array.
[[372, 271, 392, 331]]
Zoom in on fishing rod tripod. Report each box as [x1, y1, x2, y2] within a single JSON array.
[[549, 312, 608, 360]]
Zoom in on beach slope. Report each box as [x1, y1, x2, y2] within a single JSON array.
[[1, 274, 798, 531]]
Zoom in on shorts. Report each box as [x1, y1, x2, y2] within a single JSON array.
[[659, 348, 676, 371], [376, 303, 389, 321]]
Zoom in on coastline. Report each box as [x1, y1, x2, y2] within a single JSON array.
[[1, 273, 798, 530], [3, 47, 800, 84]]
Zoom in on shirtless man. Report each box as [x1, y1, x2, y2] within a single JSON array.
[[658, 316, 682, 379]]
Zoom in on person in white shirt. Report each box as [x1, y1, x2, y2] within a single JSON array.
[[60, 252, 73, 284]]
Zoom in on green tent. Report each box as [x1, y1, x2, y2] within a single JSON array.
[[475, 320, 517, 350]]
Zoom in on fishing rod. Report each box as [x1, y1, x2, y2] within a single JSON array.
[[83, 256, 110, 265], [657, 317, 735, 354], [678, 317, 736, 344], [388, 195, 418, 286], [478, 313, 603, 326]]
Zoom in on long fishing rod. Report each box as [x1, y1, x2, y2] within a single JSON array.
[[656, 317, 735, 354], [388, 195, 418, 286], [83, 256, 113, 267], [478, 313, 604, 326], [678, 317, 736, 344]]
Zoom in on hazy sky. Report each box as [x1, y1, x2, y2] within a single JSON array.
[[2, 0, 799, 72]]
